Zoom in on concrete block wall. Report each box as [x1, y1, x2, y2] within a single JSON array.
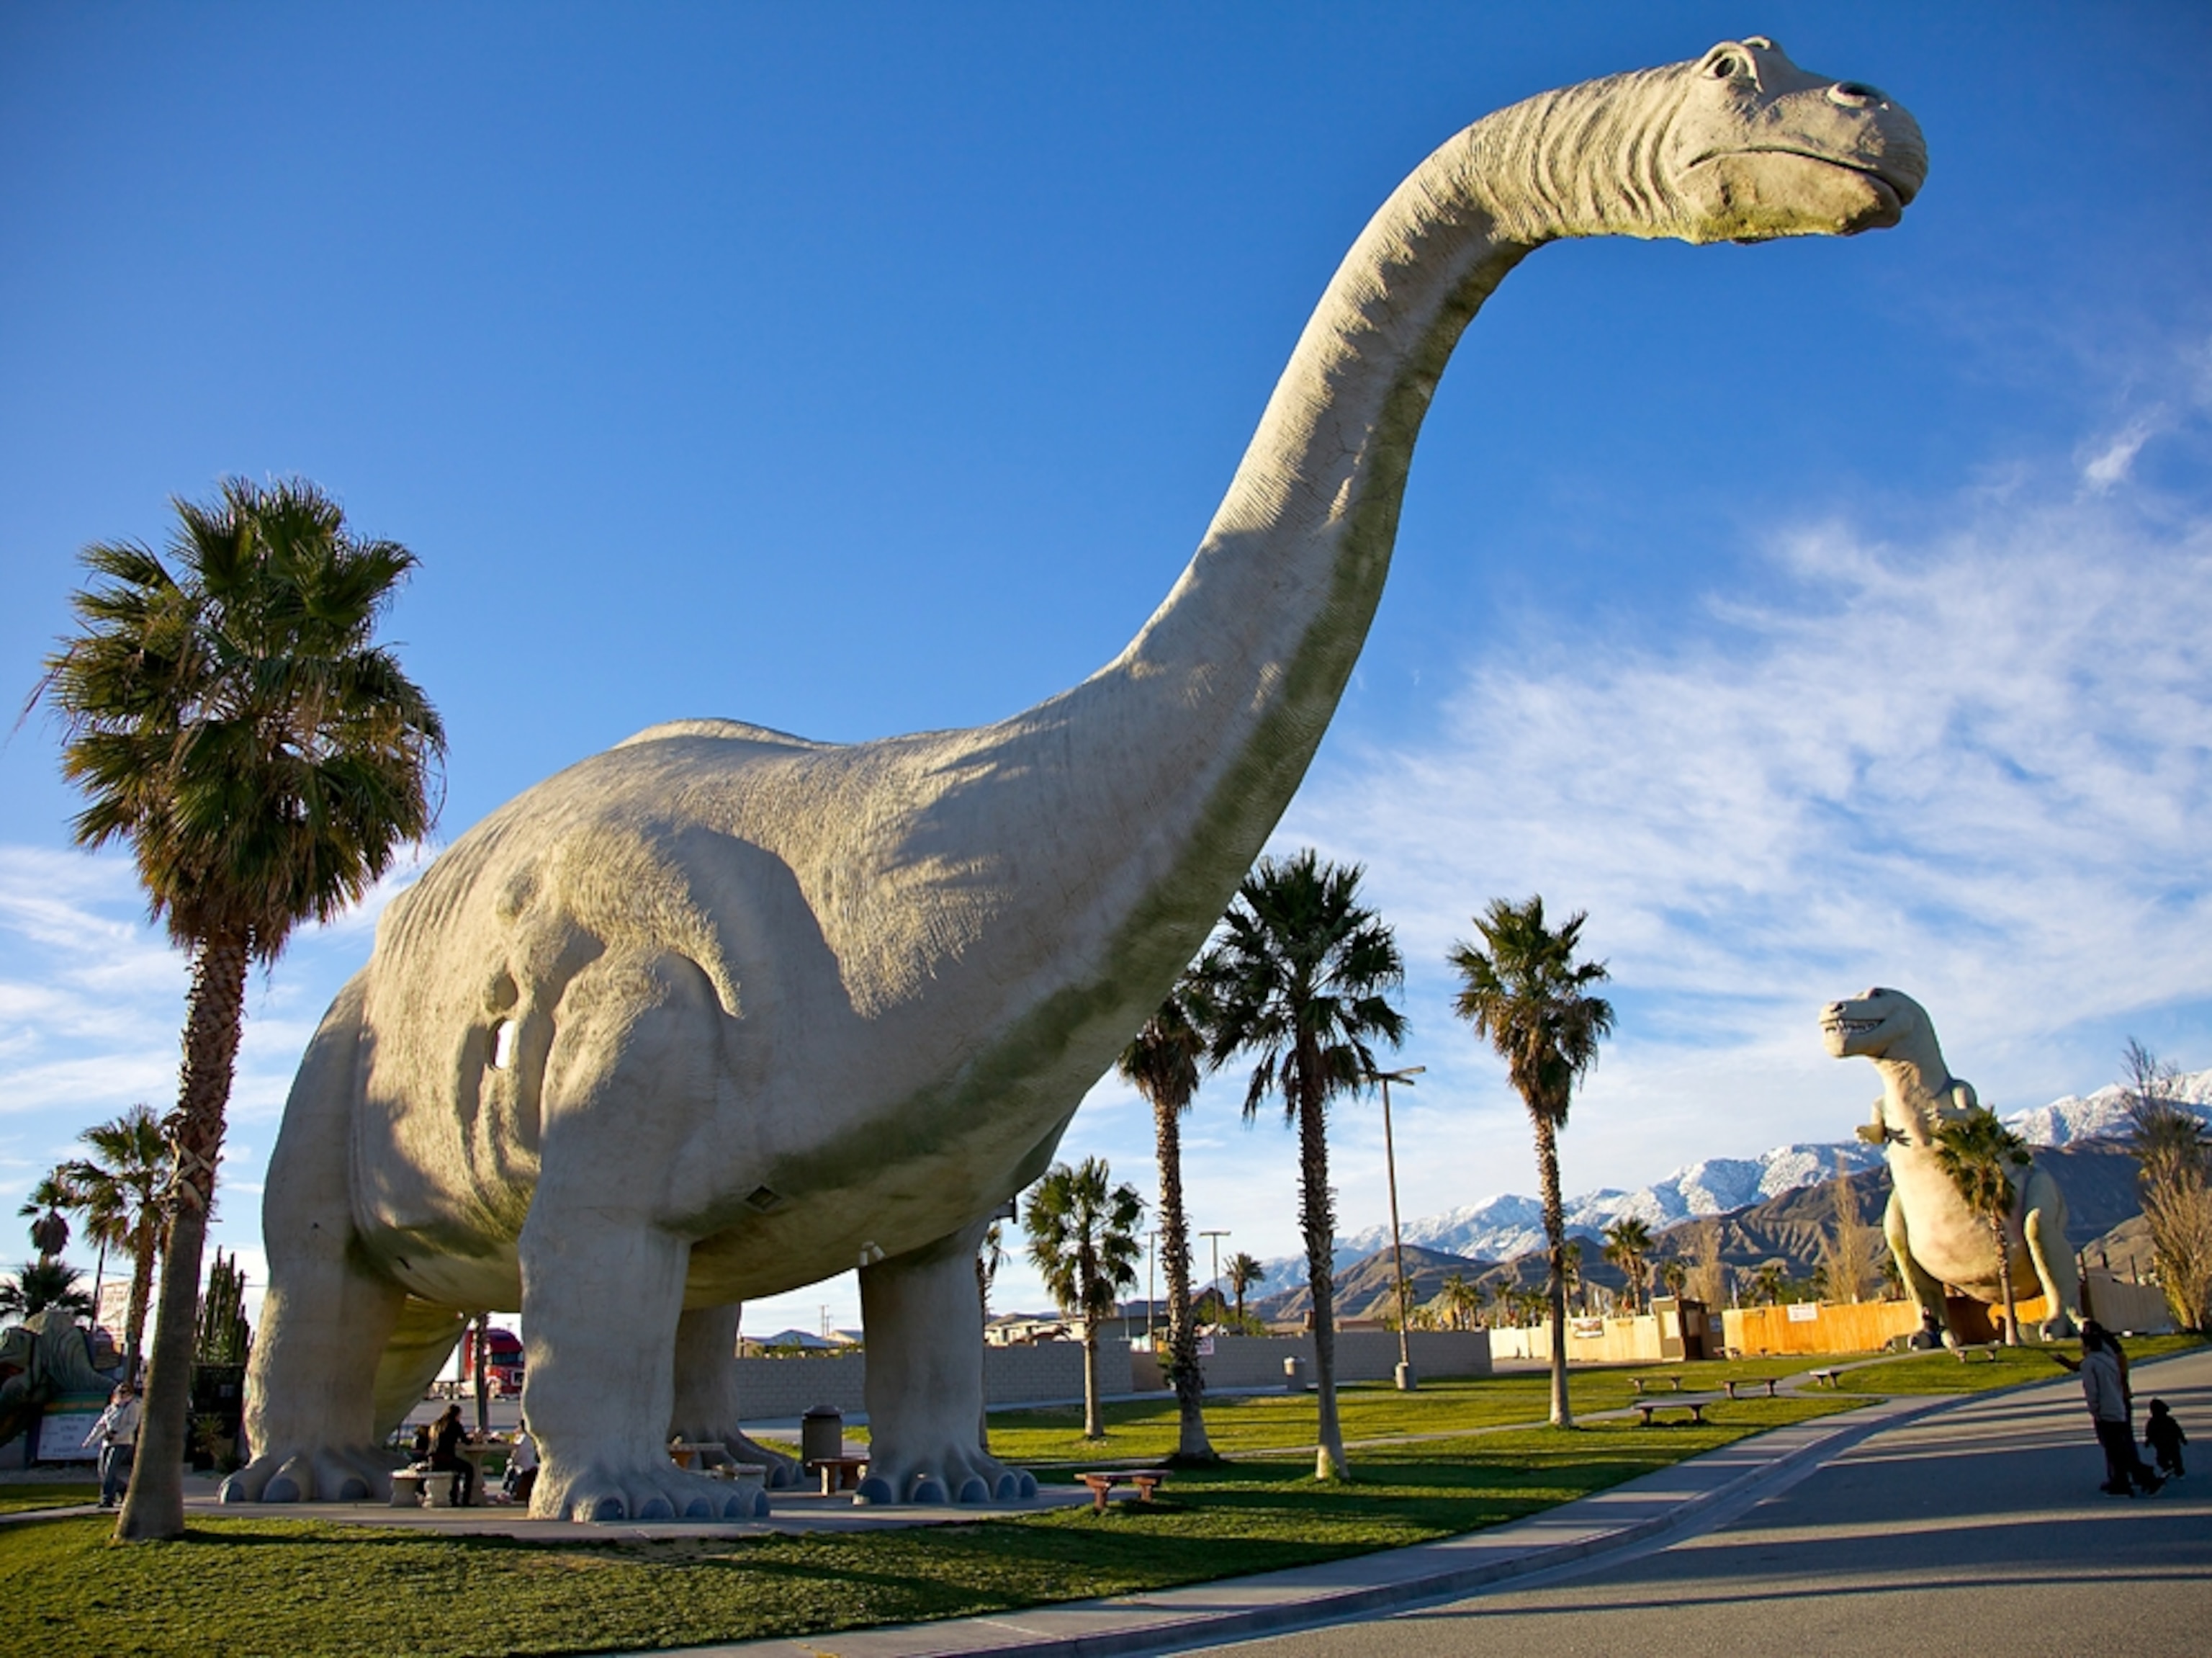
[[1132, 1330, 1491, 1391], [731, 1339, 1133, 1422]]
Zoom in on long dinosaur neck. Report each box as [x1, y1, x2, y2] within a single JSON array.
[[1022, 73, 1677, 927]]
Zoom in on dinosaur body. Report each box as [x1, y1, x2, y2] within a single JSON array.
[[229, 39, 1925, 1521], [1822, 987, 2080, 1345]]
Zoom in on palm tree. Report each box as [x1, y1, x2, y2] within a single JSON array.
[[1195, 849, 1405, 1481], [1118, 982, 1216, 1461], [35, 477, 444, 1540], [0, 1259, 95, 1320], [1226, 1251, 1266, 1327], [58, 1104, 167, 1379], [1603, 1217, 1654, 1314], [1658, 1257, 1689, 1301], [1562, 1237, 1586, 1313], [1439, 1272, 1481, 1332], [1931, 1106, 2033, 1346], [1750, 1263, 1789, 1307], [1448, 896, 1613, 1428], [1025, 1157, 1146, 1439], [19, 1175, 72, 1263]]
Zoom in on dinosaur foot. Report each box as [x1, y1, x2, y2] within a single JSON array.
[[677, 1427, 804, 1489], [854, 1443, 1038, 1507], [2040, 1313, 2078, 1341], [220, 1443, 400, 1504], [534, 1458, 766, 1523]]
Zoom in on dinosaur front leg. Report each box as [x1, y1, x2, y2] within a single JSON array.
[[224, 977, 416, 1505], [670, 1302, 801, 1490], [2020, 1170, 2080, 1340], [855, 1219, 1038, 1505], [518, 953, 755, 1523], [1882, 1187, 1952, 1350]]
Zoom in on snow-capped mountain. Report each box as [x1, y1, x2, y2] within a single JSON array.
[[1259, 1068, 2212, 1281]]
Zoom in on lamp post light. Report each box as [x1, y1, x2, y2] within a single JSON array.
[[1367, 1065, 1425, 1391], [1200, 1229, 1231, 1325]]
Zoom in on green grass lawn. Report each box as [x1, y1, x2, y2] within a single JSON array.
[[1833, 1333, 2206, 1394], [986, 1354, 1869, 1464], [0, 1481, 99, 1515], [1, 1397, 1857, 1658]]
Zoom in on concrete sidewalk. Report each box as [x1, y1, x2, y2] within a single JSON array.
[[649, 1389, 1948, 1658]]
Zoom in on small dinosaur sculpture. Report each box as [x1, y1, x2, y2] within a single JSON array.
[[228, 39, 1925, 1521], [1822, 987, 2080, 1345]]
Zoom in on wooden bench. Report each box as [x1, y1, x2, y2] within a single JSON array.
[[1954, 1344, 2000, 1363], [1807, 1368, 1843, 1388], [1075, 1468, 1171, 1514], [390, 1469, 458, 1507], [1629, 1374, 1685, 1395], [806, 1455, 869, 1496], [1632, 1398, 1710, 1427], [1724, 1377, 1779, 1399]]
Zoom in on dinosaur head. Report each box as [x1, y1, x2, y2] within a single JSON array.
[[1819, 986, 1928, 1061], [1483, 37, 1927, 246], [1661, 36, 1926, 242]]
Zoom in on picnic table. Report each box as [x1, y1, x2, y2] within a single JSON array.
[[1632, 1397, 1714, 1427], [1074, 1468, 1171, 1514], [1723, 1376, 1780, 1399], [807, 1454, 870, 1496], [668, 1440, 727, 1470]]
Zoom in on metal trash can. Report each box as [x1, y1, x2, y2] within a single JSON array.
[[1283, 1357, 1305, 1392], [801, 1404, 843, 1466]]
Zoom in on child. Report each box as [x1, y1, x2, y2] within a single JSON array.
[[2144, 1398, 2187, 1478]]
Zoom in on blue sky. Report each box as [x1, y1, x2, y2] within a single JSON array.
[[3, 4, 2207, 1336]]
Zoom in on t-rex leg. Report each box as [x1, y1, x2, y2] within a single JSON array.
[[855, 1218, 1037, 1505], [224, 976, 417, 1504], [2020, 1169, 2080, 1340], [1882, 1186, 1952, 1350], [518, 951, 755, 1523], [670, 1302, 801, 1489]]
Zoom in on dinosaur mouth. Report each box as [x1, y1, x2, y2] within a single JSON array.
[[1823, 1017, 1882, 1036], [1732, 148, 1917, 209]]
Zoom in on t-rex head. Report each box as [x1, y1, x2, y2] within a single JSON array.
[[1485, 36, 1928, 246], [1820, 986, 1933, 1062]]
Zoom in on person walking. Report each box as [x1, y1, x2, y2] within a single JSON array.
[[83, 1383, 140, 1507], [2144, 1398, 2188, 1479], [2075, 1325, 2162, 1496]]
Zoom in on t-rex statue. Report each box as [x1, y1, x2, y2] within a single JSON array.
[[224, 39, 1925, 1522], [0, 1309, 117, 1450], [1822, 987, 2080, 1345]]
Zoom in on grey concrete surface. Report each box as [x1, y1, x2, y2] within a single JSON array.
[[1202, 1348, 2212, 1658]]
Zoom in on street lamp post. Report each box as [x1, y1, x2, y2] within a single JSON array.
[[1200, 1229, 1231, 1326], [1146, 1229, 1159, 1348], [1368, 1065, 1426, 1391]]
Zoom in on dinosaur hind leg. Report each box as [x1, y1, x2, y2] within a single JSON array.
[[372, 1299, 470, 1442], [1882, 1187, 1952, 1350], [2021, 1171, 2080, 1341], [670, 1303, 800, 1492]]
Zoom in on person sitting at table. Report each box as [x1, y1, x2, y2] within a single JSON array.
[[429, 1404, 476, 1505], [504, 1421, 539, 1505], [410, 1422, 431, 1464]]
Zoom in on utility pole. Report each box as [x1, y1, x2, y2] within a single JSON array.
[[1200, 1229, 1231, 1325], [1367, 1065, 1425, 1391], [1146, 1229, 1159, 1348]]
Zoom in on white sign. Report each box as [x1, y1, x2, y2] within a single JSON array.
[[1196, 1336, 1215, 1356], [1786, 1301, 1820, 1323], [1570, 1317, 1605, 1340]]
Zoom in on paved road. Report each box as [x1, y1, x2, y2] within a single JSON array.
[[1202, 1349, 2212, 1658]]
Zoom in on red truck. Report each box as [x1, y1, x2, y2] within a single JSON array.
[[459, 1325, 525, 1395]]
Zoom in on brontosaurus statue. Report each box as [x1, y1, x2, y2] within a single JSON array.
[[225, 39, 1925, 1521], [1822, 987, 2081, 1345]]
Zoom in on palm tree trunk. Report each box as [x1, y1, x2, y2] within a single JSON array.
[[1298, 1059, 1347, 1479], [118, 932, 249, 1542], [1154, 1098, 1215, 1461], [1082, 1328, 1102, 1440], [1993, 1215, 2020, 1347], [1533, 1113, 1573, 1428], [124, 1218, 158, 1382]]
